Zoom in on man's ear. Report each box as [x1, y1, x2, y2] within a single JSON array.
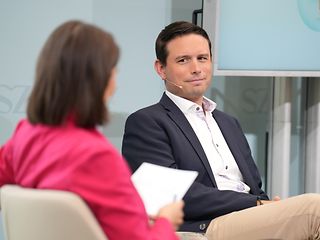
[[154, 59, 166, 80]]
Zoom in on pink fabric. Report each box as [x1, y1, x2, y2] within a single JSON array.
[[0, 119, 178, 240]]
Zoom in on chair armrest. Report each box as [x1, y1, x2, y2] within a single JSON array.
[[176, 231, 208, 240]]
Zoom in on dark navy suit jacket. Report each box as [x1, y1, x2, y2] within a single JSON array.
[[122, 93, 269, 232]]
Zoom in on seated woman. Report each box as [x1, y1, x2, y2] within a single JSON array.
[[0, 20, 184, 240]]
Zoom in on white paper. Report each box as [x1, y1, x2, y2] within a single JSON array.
[[131, 162, 198, 216]]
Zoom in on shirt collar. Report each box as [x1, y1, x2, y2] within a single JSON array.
[[165, 90, 217, 114]]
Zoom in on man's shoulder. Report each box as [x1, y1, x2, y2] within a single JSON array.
[[213, 109, 236, 120], [130, 102, 163, 116], [212, 109, 241, 128]]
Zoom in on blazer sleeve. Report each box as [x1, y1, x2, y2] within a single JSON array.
[[122, 108, 268, 225]]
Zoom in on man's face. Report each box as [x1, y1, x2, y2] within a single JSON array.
[[156, 33, 212, 105]]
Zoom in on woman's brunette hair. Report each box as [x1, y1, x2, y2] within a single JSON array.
[[27, 20, 119, 128]]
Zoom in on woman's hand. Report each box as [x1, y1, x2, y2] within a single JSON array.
[[156, 200, 184, 230]]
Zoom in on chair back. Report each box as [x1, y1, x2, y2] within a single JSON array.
[[0, 185, 107, 240]]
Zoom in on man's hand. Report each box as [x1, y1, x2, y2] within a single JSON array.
[[257, 196, 281, 205]]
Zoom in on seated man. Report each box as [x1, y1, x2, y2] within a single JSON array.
[[122, 21, 320, 240]]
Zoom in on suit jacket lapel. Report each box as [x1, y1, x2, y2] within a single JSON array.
[[160, 94, 217, 186], [212, 111, 255, 186]]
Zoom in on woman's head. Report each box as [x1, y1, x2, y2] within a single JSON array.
[[27, 20, 119, 128]]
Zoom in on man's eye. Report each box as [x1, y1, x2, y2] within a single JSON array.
[[177, 58, 187, 63], [199, 56, 208, 61]]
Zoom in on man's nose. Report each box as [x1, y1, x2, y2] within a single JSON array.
[[190, 60, 201, 74]]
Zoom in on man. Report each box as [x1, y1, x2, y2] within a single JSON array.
[[122, 21, 320, 239]]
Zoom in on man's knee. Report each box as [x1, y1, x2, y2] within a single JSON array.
[[294, 193, 320, 215], [300, 193, 320, 204]]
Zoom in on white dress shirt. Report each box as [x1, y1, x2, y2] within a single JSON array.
[[165, 91, 250, 193]]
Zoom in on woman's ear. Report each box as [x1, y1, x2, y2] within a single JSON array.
[[154, 59, 166, 81], [103, 67, 117, 102]]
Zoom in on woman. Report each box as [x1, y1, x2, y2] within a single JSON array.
[[0, 20, 183, 239]]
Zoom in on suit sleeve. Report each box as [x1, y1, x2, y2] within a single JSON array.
[[122, 109, 268, 225]]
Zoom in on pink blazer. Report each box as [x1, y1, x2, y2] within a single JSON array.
[[0, 119, 178, 240]]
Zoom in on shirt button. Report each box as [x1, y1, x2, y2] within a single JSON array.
[[199, 223, 207, 231], [216, 143, 219, 147], [196, 107, 200, 111], [225, 165, 228, 170]]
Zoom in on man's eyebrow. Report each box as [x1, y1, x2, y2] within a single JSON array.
[[198, 53, 210, 57], [175, 55, 190, 60]]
